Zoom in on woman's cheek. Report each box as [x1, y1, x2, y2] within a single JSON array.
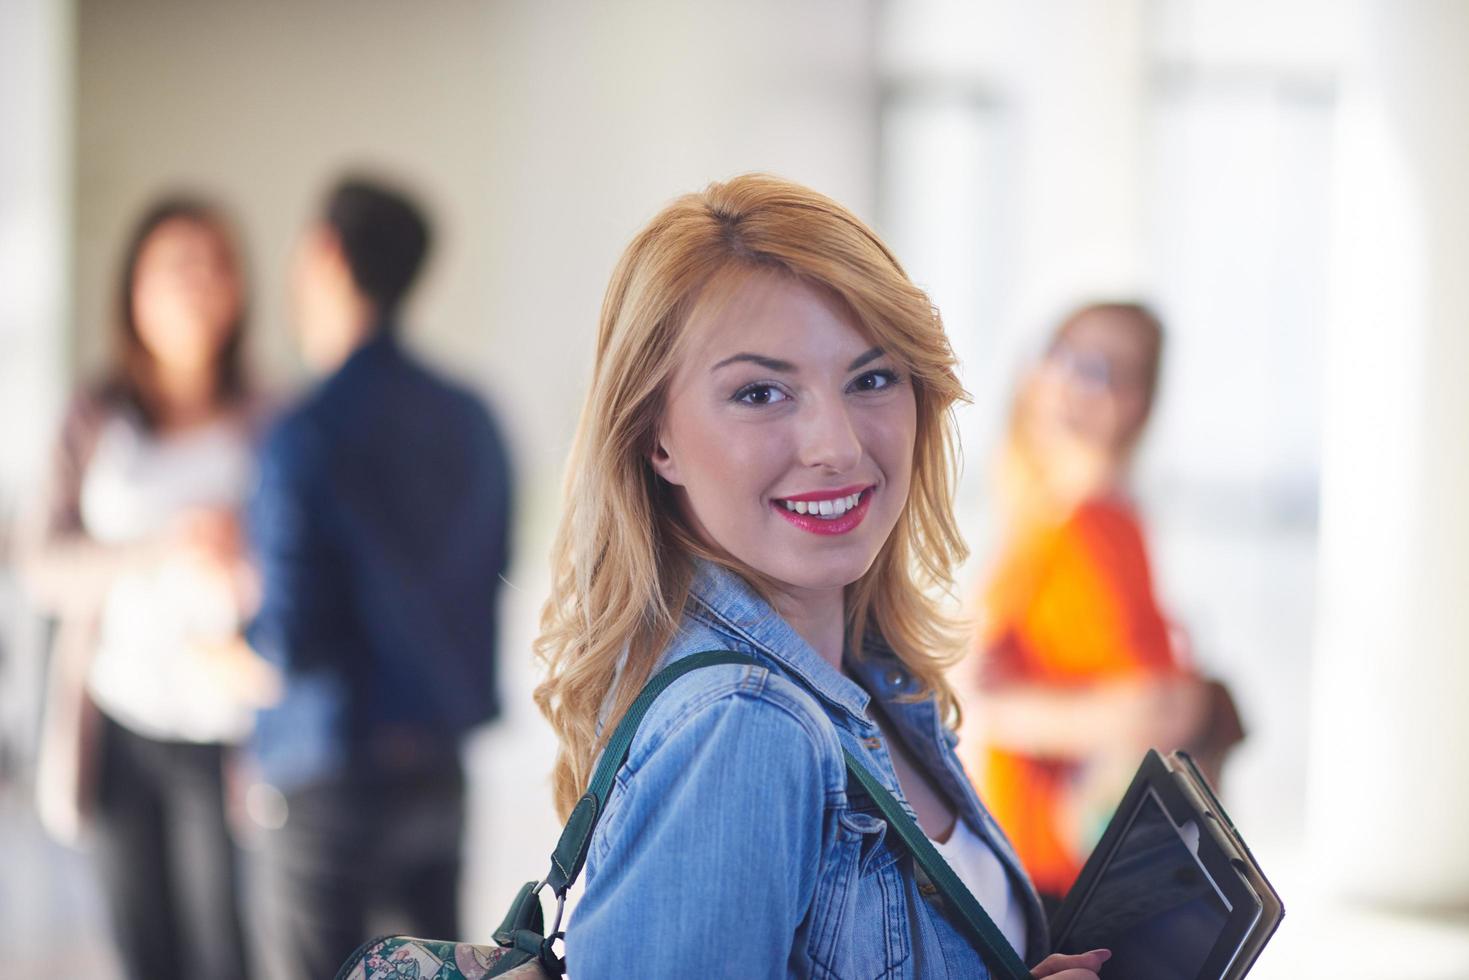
[[726, 419, 793, 475], [866, 405, 917, 481]]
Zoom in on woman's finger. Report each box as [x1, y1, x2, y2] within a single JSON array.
[[1030, 948, 1111, 978]]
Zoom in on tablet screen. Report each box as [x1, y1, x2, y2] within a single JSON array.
[[1059, 789, 1234, 979]]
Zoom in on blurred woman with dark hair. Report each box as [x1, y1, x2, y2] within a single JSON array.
[[968, 303, 1209, 912], [20, 196, 275, 980]]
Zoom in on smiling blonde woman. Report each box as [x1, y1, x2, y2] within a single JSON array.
[[533, 174, 1109, 979]]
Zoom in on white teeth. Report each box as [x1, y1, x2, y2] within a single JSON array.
[[781, 490, 866, 518]]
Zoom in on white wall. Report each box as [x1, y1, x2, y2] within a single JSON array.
[[1309, 0, 1469, 912], [75, 0, 877, 498]]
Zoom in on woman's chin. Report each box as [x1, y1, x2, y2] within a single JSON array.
[[754, 551, 879, 597]]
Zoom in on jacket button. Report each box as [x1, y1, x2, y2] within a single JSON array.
[[861, 736, 882, 750]]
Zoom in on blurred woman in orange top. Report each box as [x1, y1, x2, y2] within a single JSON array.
[[970, 302, 1205, 910]]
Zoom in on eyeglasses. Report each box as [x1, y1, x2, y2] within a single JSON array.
[[1045, 343, 1143, 393]]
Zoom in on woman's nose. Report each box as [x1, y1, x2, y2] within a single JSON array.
[[798, 395, 863, 473]]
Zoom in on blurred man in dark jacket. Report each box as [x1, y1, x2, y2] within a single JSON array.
[[246, 176, 513, 979]]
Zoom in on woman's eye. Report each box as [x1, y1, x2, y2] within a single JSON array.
[[850, 369, 900, 393], [734, 383, 789, 406]]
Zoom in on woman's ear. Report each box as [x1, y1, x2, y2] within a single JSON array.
[[649, 435, 683, 486]]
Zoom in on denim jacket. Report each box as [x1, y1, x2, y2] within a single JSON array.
[[566, 560, 1049, 978]]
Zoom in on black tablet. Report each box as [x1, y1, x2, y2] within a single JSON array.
[[1049, 750, 1284, 979]]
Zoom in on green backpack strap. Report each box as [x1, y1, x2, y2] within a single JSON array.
[[508, 651, 761, 974], [542, 651, 761, 898], [843, 750, 1033, 980]]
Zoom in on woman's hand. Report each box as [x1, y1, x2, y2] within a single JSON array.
[[190, 636, 283, 708], [1030, 948, 1110, 979], [169, 507, 261, 613], [171, 507, 242, 571]]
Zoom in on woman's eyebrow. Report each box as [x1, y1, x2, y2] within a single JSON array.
[[710, 352, 795, 373], [710, 347, 885, 374]]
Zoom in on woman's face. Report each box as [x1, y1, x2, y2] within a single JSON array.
[[652, 271, 917, 598], [131, 217, 241, 378], [1031, 311, 1153, 452]]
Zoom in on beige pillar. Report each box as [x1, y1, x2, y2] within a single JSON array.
[[1309, 0, 1469, 910]]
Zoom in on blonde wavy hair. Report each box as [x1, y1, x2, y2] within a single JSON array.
[[534, 173, 971, 819]]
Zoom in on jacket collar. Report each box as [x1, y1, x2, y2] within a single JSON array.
[[340, 324, 399, 370], [687, 558, 1057, 957], [685, 559, 1051, 955], [684, 559, 873, 727]]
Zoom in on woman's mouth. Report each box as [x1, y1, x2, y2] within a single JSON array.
[[770, 486, 875, 536]]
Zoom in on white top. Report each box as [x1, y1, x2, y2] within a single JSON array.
[[931, 817, 1030, 962], [81, 412, 258, 744]]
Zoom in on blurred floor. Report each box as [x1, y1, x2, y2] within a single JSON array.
[[0, 788, 120, 977], [1247, 853, 1469, 980]]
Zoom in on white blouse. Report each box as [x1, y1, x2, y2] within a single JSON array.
[[931, 817, 1030, 962], [81, 412, 257, 744]]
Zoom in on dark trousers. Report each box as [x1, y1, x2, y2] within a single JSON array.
[[254, 757, 465, 980], [93, 714, 251, 980]]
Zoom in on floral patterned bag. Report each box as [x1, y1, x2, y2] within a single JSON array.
[[335, 931, 550, 980]]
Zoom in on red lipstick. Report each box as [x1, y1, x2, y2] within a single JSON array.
[[771, 486, 875, 536]]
